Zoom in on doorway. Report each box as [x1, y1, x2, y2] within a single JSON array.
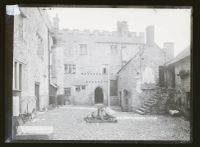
[[35, 82, 40, 111], [94, 87, 103, 104], [119, 91, 122, 106]]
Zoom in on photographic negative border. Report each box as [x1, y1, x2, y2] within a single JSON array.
[[2, 0, 199, 145]]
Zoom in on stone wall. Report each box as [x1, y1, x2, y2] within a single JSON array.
[[13, 8, 53, 113], [174, 56, 190, 92], [174, 56, 190, 118], [51, 21, 147, 106], [118, 44, 166, 111]]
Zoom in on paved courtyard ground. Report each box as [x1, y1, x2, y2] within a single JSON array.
[[25, 105, 190, 141]]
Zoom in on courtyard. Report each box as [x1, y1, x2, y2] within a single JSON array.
[[24, 105, 190, 141]]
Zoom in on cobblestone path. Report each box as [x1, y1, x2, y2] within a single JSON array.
[[25, 105, 190, 141]]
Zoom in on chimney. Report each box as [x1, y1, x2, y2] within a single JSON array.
[[146, 26, 155, 44], [117, 21, 129, 36], [163, 42, 174, 62], [53, 14, 59, 30]]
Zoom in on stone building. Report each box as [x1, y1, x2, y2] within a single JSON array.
[[162, 46, 190, 117], [117, 30, 174, 111], [51, 16, 174, 107], [13, 7, 53, 114]]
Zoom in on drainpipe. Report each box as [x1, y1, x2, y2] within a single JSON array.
[[48, 29, 50, 105], [107, 64, 110, 107]]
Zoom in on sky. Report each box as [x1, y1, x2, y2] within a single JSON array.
[[47, 7, 191, 56]]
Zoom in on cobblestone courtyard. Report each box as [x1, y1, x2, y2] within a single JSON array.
[[25, 106, 190, 141]]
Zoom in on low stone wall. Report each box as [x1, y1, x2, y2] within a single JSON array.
[[136, 88, 174, 114], [151, 91, 170, 114]]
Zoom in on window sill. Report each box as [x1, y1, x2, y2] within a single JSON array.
[[13, 89, 22, 92]]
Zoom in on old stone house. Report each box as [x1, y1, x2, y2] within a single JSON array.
[[51, 16, 174, 107], [51, 19, 147, 106], [117, 38, 174, 111], [162, 46, 190, 117], [13, 7, 53, 114]]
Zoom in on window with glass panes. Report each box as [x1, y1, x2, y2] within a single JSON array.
[[64, 64, 76, 74]]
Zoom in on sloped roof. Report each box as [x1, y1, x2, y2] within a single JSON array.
[[50, 82, 58, 88], [166, 46, 190, 65], [117, 43, 162, 74], [117, 50, 141, 74]]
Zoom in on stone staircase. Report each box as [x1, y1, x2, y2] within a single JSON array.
[[135, 88, 169, 115]]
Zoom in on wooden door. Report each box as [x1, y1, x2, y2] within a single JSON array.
[[35, 83, 40, 111]]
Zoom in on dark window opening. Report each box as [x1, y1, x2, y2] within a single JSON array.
[[110, 80, 118, 96], [64, 88, 71, 96], [65, 64, 76, 74], [82, 85, 86, 90], [75, 86, 80, 92], [103, 67, 107, 74]]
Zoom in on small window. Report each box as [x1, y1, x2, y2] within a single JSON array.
[[64, 64, 76, 74], [80, 44, 87, 55], [110, 45, 118, 54], [75, 86, 81, 92], [13, 61, 22, 90], [82, 85, 86, 90], [14, 62, 17, 89], [64, 88, 71, 96], [19, 64, 22, 90], [103, 67, 107, 74]]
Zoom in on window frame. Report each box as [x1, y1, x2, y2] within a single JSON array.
[[110, 45, 118, 55], [64, 64, 76, 74], [75, 85, 81, 92], [64, 88, 71, 96], [79, 44, 87, 55], [102, 67, 107, 75], [13, 61, 23, 91]]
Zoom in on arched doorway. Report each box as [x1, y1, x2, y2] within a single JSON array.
[[94, 87, 104, 104]]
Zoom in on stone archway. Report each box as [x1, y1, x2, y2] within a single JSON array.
[[94, 87, 104, 104]]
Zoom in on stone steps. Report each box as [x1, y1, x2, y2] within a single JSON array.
[[135, 89, 168, 115]]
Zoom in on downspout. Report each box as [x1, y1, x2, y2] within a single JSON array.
[[48, 29, 50, 105]]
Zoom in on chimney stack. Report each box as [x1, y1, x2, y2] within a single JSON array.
[[117, 21, 129, 36], [146, 26, 155, 45]]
